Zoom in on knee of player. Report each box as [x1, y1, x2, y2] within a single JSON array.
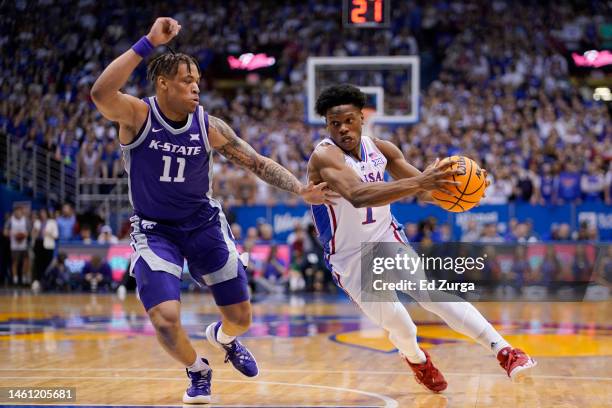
[[226, 309, 252, 330], [149, 309, 181, 335], [380, 306, 417, 334]]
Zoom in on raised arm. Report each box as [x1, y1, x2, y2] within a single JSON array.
[[308, 144, 460, 208], [90, 18, 181, 142], [208, 115, 337, 205]]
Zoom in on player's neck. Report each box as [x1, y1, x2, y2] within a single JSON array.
[[156, 96, 188, 122]]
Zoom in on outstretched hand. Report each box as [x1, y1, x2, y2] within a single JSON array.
[[146, 17, 181, 47], [299, 182, 341, 205], [418, 158, 462, 195]]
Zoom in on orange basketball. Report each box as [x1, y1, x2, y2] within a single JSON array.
[[431, 156, 487, 212]]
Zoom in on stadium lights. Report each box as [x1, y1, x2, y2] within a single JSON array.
[[593, 87, 611, 101]]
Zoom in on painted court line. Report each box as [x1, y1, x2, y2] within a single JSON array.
[[0, 376, 398, 408], [0, 368, 611, 382]]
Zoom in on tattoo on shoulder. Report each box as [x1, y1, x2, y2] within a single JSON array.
[[210, 116, 301, 194]]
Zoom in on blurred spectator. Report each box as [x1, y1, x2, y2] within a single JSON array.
[[43, 253, 71, 292], [230, 223, 242, 241], [479, 223, 504, 243], [243, 227, 259, 250], [404, 223, 419, 242], [97, 225, 118, 244], [258, 223, 274, 243], [4, 206, 30, 286], [287, 222, 312, 254], [461, 220, 481, 242], [100, 139, 121, 179], [57, 204, 76, 241], [538, 163, 559, 205], [509, 246, 532, 292], [533, 245, 560, 287], [515, 221, 539, 243], [593, 245, 612, 288], [82, 255, 112, 292], [31, 208, 58, 290], [552, 223, 572, 241], [254, 245, 288, 293], [605, 163, 612, 205], [78, 142, 100, 194], [572, 245, 593, 283], [557, 162, 582, 204], [0, 214, 11, 286], [576, 220, 598, 241], [288, 247, 306, 292], [80, 226, 94, 245], [581, 163, 606, 202]]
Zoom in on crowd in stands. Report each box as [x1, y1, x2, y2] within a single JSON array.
[[1, 1, 610, 207], [0, 204, 612, 297]]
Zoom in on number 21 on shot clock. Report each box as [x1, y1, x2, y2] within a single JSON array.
[[343, 0, 390, 28]]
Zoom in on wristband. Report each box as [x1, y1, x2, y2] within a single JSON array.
[[132, 36, 155, 58]]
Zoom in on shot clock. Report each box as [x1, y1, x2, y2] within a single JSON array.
[[343, 0, 390, 28]]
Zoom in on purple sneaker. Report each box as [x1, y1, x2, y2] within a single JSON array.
[[206, 321, 259, 377], [182, 358, 212, 404]]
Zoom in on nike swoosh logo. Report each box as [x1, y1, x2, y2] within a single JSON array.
[[152, 128, 162, 133]]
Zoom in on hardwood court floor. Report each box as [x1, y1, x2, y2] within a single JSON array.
[[0, 292, 610, 407]]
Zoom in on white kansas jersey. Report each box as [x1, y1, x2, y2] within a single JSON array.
[[310, 136, 406, 276]]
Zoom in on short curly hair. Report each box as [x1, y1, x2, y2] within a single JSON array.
[[315, 84, 366, 117]]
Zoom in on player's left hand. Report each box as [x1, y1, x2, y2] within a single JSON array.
[[299, 182, 341, 205]]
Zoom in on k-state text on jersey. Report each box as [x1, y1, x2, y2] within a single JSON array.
[[149, 140, 203, 156]]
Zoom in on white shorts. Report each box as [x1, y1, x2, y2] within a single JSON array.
[[329, 225, 440, 307]]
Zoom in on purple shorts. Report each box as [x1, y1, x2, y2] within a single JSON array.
[[129, 206, 249, 311]]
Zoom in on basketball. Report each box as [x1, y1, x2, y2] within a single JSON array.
[[431, 156, 487, 212]]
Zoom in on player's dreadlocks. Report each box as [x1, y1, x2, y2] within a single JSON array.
[[146, 52, 200, 84]]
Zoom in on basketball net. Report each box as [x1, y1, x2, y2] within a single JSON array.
[[362, 107, 379, 138]]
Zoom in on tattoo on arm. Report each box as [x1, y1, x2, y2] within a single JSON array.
[[210, 116, 302, 194]]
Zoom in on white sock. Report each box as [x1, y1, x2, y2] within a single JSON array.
[[216, 323, 236, 344], [187, 355, 210, 373], [485, 335, 511, 355], [403, 348, 427, 365], [420, 301, 510, 356]]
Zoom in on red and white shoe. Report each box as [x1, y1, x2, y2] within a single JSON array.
[[497, 347, 537, 381], [404, 349, 448, 393]]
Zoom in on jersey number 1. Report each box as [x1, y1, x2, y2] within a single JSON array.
[[160, 156, 186, 183], [362, 207, 376, 224]]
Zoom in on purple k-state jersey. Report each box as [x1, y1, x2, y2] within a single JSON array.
[[121, 96, 213, 222]]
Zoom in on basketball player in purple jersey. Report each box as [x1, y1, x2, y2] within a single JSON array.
[[308, 84, 536, 393], [91, 18, 337, 404]]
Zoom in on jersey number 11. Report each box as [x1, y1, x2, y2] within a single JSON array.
[[160, 155, 186, 183]]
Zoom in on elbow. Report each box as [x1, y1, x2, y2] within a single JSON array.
[[90, 82, 105, 104], [90, 86, 101, 103]]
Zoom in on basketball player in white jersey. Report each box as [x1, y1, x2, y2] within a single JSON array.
[[308, 84, 536, 392]]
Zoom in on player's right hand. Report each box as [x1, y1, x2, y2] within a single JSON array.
[[417, 158, 462, 195], [146, 17, 181, 47]]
